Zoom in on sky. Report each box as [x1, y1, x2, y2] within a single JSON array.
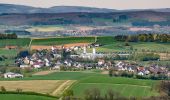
[[0, 0, 170, 10]]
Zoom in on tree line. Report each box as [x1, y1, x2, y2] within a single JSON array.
[[0, 33, 17, 39], [114, 33, 170, 43]]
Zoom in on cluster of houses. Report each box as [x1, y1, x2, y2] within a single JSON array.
[[115, 61, 170, 77], [14, 46, 110, 70], [3, 45, 168, 79]]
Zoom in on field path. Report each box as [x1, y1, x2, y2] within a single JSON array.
[[51, 80, 76, 96], [29, 38, 33, 48]]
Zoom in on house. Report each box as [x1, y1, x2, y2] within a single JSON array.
[[20, 64, 30, 69], [98, 59, 105, 66], [53, 64, 60, 70], [128, 67, 135, 72], [23, 57, 30, 64], [4, 72, 23, 78], [33, 62, 44, 69], [137, 66, 145, 72], [138, 72, 144, 76]]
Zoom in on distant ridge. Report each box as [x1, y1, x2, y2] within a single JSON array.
[[0, 4, 115, 13], [0, 3, 170, 14]]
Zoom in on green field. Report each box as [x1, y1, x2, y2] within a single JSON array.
[[0, 38, 30, 47], [0, 71, 159, 98], [71, 76, 159, 98], [26, 25, 64, 32], [0, 71, 100, 80], [0, 49, 17, 57], [3, 71, 158, 98], [0, 37, 169, 53], [0, 94, 56, 100], [90, 37, 170, 52], [32, 37, 95, 45], [0, 49, 18, 66]]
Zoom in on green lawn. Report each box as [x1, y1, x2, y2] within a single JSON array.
[[0, 94, 56, 100], [32, 37, 95, 45]]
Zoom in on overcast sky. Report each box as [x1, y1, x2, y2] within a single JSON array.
[[0, 0, 170, 10]]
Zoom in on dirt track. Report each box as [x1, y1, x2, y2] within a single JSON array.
[[51, 80, 76, 96]]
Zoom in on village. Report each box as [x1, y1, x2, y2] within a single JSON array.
[[2, 44, 168, 80]]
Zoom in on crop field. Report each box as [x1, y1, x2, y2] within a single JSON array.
[[0, 71, 159, 98], [26, 25, 64, 32], [0, 80, 75, 96], [0, 94, 56, 100], [0, 38, 31, 48], [28, 71, 100, 80], [71, 76, 159, 98], [32, 37, 95, 45]]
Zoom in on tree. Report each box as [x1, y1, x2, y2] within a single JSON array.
[[159, 81, 170, 96], [1, 86, 6, 92], [16, 88, 22, 92], [0, 67, 7, 73], [62, 89, 74, 98], [84, 88, 101, 100], [109, 69, 113, 77], [10, 67, 21, 73]]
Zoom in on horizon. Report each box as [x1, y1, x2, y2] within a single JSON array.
[[0, 0, 170, 10]]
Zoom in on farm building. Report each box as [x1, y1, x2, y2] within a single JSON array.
[[4, 72, 23, 78]]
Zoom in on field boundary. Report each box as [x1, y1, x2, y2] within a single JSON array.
[[78, 83, 151, 88]]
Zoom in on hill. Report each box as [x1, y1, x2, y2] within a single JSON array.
[[0, 4, 115, 14], [0, 11, 170, 26]]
